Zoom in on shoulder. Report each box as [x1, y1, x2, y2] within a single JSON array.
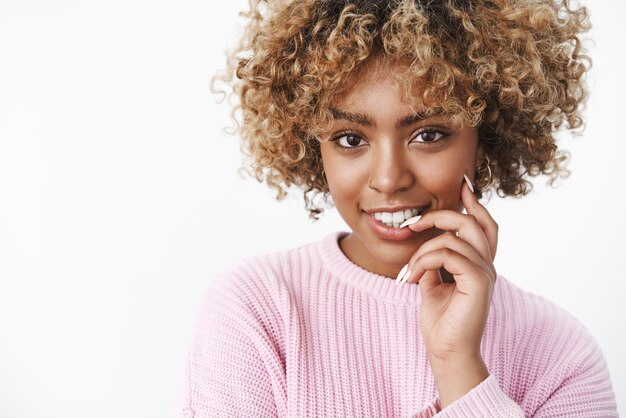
[[491, 275, 606, 376], [206, 238, 316, 305], [196, 238, 320, 340], [486, 276, 617, 414], [493, 275, 589, 333]]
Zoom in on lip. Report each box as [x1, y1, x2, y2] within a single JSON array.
[[363, 210, 422, 241]]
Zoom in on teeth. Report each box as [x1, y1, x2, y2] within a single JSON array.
[[372, 207, 424, 228]]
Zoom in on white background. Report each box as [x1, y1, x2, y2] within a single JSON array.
[[0, 0, 624, 417]]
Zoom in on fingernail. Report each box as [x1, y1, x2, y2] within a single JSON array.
[[395, 264, 408, 286], [401, 269, 412, 285], [463, 173, 475, 193], [400, 215, 422, 228]]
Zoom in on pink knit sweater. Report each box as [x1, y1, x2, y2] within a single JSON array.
[[178, 231, 618, 417]]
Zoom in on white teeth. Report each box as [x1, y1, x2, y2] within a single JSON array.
[[371, 207, 425, 228], [392, 211, 404, 222]]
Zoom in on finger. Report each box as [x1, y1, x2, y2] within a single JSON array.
[[461, 179, 499, 261], [411, 269, 442, 292], [408, 208, 492, 268], [403, 248, 494, 294], [407, 231, 495, 278]]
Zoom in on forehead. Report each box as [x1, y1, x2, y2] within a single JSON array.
[[330, 59, 444, 119]]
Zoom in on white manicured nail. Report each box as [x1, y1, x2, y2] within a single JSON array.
[[395, 264, 408, 285], [401, 269, 412, 285], [400, 215, 422, 228], [463, 173, 474, 193]]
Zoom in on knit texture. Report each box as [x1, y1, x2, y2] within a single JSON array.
[[178, 231, 618, 417]]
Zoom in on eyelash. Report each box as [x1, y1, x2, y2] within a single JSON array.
[[329, 128, 450, 152]]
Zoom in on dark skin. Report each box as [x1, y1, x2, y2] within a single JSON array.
[[319, 59, 498, 409]]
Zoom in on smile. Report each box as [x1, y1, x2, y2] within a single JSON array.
[[362, 207, 429, 241], [371, 207, 428, 228]]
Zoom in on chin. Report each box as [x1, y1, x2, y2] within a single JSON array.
[[369, 237, 420, 258]]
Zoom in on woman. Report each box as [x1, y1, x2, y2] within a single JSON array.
[[179, 0, 618, 416]]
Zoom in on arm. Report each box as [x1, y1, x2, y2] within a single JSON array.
[[426, 354, 525, 417], [178, 273, 286, 418], [412, 330, 618, 417], [530, 334, 617, 417], [428, 353, 491, 410]]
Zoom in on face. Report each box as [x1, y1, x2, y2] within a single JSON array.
[[319, 60, 483, 279]]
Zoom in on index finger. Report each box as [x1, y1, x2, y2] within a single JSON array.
[[461, 179, 498, 261], [408, 207, 492, 268]]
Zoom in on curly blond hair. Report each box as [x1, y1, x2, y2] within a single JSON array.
[[212, 0, 592, 220]]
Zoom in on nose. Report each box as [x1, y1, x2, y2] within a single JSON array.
[[367, 143, 415, 194]]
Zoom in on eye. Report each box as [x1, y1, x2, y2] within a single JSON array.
[[412, 129, 448, 144], [330, 132, 367, 150]]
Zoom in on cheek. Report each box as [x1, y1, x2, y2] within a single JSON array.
[[425, 172, 461, 203], [419, 155, 467, 206], [320, 150, 364, 207], [328, 168, 366, 207]]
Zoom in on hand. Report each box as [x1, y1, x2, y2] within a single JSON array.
[[400, 177, 499, 361]]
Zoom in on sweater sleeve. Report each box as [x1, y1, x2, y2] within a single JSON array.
[[412, 322, 618, 417], [178, 269, 287, 418], [411, 375, 524, 418]]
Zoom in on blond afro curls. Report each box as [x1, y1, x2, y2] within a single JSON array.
[[212, 0, 592, 220]]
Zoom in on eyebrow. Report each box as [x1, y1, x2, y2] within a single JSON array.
[[329, 107, 446, 129]]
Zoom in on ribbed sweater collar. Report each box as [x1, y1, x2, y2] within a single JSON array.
[[316, 230, 422, 306]]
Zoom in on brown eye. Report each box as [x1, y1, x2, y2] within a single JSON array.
[[332, 133, 366, 149], [344, 135, 362, 147], [413, 130, 447, 144]]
